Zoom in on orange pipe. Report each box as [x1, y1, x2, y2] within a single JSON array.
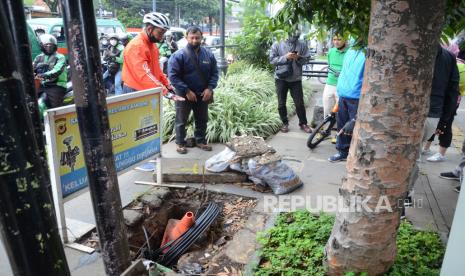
[[160, 212, 195, 248]]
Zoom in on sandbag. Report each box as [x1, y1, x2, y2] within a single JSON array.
[[205, 147, 236, 173], [248, 159, 303, 195]]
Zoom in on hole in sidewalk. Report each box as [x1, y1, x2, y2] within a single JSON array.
[[77, 187, 261, 274]]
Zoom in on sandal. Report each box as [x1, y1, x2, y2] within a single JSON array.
[[176, 145, 188, 154], [196, 143, 212, 151]]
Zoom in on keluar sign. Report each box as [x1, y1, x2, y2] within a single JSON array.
[[45, 89, 162, 198]]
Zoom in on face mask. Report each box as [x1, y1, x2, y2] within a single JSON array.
[[110, 39, 118, 46], [42, 44, 56, 55]]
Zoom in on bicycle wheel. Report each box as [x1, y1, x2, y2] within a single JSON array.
[[307, 115, 336, 149], [318, 65, 328, 84]]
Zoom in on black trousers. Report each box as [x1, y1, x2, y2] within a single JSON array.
[[38, 85, 66, 108], [427, 114, 456, 148], [175, 95, 209, 145], [275, 79, 307, 125]]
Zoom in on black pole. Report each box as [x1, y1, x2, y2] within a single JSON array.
[[0, 5, 70, 276], [60, 0, 130, 274], [217, 0, 228, 74], [3, 1, 49, 169]]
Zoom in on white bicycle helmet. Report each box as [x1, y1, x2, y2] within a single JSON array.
[[143, 12, 170, 30], [39, 34, 57, 45]]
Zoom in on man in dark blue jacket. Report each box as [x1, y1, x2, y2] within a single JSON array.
[[168, 26, 219, 154]]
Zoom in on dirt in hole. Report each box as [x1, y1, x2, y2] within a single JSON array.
[[78, 187, 258, 274]]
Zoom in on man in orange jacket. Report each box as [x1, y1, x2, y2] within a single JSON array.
[[122, 12, 183, 101]]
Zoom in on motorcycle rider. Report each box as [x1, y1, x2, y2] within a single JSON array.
[[157, 35, 172, 74], [103, 33, 125, 95], [119, 33, 131, 47], [165, 31, 178, 53], [33, 34, 67, 108]]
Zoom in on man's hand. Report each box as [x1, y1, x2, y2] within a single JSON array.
[[338, 119, 356, 136], [186, 90, 197, 102], [286, 52, 298, 61], [201, 88, 213, 102], [435, 120, 448, 135]]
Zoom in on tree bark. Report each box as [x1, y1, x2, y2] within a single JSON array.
[[326, 0, 446, 275]]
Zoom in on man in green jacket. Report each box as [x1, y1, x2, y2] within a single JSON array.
[[157, 37, 172, 74], [323, 35, 347, 118], [33, 34, 67, 108], [103, 33, 125, 95]]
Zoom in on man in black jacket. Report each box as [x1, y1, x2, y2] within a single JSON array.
[[421, 45, 459, 153], [404, 45, 459, 213]]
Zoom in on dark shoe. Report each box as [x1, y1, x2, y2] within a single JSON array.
[[299, 124, 312, 133], [404, 196, 413, 207], [197, 143, 212, 151], [176, 145, 188, 154], [328, 152, 347, 163], [439, 172, 460, 181], [454, 186, 461, 193], [280, 124, 289, 133], [185, 137, 196, 148]]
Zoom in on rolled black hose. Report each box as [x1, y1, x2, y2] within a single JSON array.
[[162, 205, 220, 265], [159, 202, 221, 266], [144, 202, 221, 267]]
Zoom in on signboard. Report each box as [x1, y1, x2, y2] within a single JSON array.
[[47, 89, 161, 197], [45, 88, 163, 243]]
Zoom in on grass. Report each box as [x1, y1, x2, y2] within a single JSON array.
[[255, 210, 445, 276]]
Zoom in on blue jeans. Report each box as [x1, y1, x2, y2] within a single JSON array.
[[336, 96, 359, 155], [114, 70, 123, 95], [122, 84, 137, 94]]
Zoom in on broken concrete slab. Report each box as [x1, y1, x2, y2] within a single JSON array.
[[148, 187, 171, 199], [244, 213, 267, 233], [123, 209, 143, 227], [224, 229, 257, 264], [139, 193, 163, 209], [152, 158, 247, 184]]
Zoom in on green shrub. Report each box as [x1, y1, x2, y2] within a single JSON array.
[[227, 60, 253, 76], [255, 211, 445, 276], [162, 65, 312, 143]]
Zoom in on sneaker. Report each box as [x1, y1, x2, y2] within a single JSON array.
[[421, 149, 433, 156], [427, 153, 446, 162], [328, 152, 347, 163], [281, 124, 289, 133], [331, 136, 337, 144], [454, 186, 461, 193], [439, 172, 460, 181]]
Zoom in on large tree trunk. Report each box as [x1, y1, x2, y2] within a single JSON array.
[[325, 0, 446, 275]]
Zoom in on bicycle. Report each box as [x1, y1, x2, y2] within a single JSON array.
[[317, 66, 340, 84], [307, 102, 338, 149]]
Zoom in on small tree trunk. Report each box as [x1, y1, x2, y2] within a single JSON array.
[[325, 0, 446, 275], [209, 15, 213, 35]]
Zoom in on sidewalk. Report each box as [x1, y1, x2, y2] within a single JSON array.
[[0, 79, 460, 275]]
